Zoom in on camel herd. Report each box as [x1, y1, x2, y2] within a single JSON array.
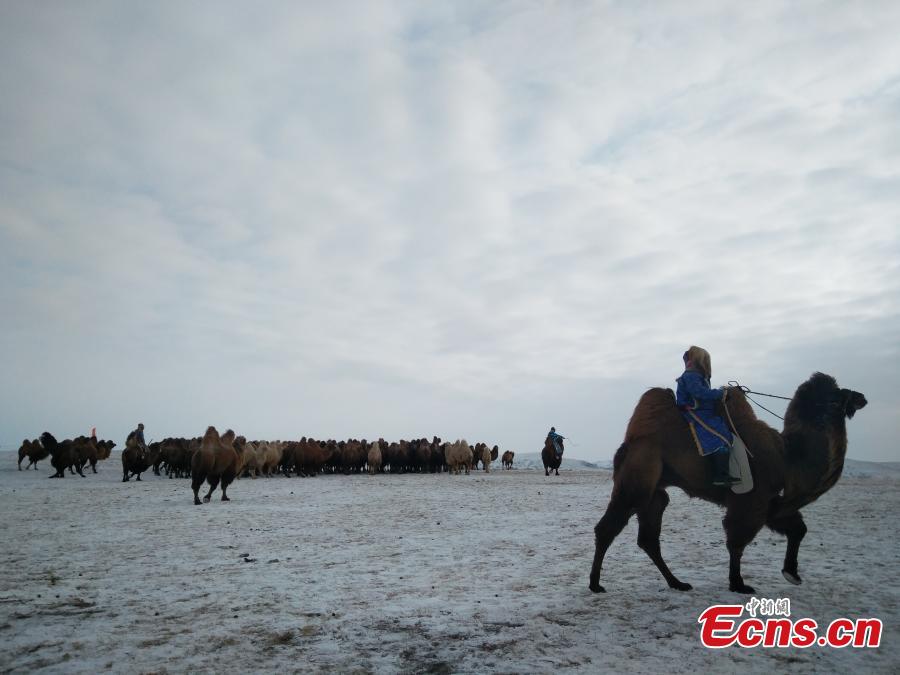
[[16, 429, 518, 504]]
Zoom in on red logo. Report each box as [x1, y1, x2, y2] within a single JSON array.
[[699, 603, 881, 649]]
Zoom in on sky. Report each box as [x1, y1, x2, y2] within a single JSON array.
[[1, 1, 898, 462]]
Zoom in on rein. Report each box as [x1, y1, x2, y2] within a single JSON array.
[[727, 381, 789, 421]]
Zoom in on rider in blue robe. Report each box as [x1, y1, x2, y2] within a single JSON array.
[[676, 346, 739, 486]]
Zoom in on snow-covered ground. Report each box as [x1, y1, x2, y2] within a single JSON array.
[[2, 453, 897, 674]]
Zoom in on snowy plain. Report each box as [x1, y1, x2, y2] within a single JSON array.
[[1, 451, 897, 674]]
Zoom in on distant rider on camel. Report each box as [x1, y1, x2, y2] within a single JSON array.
[[547, 427, 565, 459], [130, 423, 148, 458]]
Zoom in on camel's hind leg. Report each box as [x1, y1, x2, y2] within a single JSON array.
[[637, 489, 692, 591], [191, 472, 206, 505], [588, 496, 633, 593], [589, 440, 662, 593], [723, 505, 767, 594], [220, 471, 235, 502]]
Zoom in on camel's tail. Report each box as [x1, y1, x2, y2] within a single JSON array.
[[612, 442, 628, 477]]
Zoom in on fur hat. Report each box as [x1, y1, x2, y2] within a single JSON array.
[[684, 345, 712, 379]]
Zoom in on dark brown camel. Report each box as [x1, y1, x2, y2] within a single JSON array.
[[542, 437, 563, 476], [588, 372, 867, 594], [122, 440, 159, 482], [191, 426, 239, 505], [40, 432, 84, 478]]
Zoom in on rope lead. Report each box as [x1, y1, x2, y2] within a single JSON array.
[[727, 381, 788, 421]]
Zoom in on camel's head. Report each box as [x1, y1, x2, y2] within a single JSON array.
[[839, 388, 868, 419], [789, 373, 867, 426]]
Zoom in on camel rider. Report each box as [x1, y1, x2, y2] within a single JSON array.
[[130, 423, 148, 456], [547, 427, 565, 459], [676, 346, 740, 486]]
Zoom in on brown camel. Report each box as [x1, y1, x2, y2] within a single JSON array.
[[501, 450, 515, 469], [191, 426, 239, 505], [542, 437, 563, 476], [73, 436, 100, 474], [18, 440, 31, 470], [96, 439, 116, 461], [588, 372, 867, 594], [18, 439, 48, 470]]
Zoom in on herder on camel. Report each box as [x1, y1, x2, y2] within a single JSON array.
[[547, 427, 565, 459], [676, 346, 740, 486], [128, 423, 148, 458]]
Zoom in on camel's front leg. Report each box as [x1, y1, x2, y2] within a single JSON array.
[[204, 475, 220, 502], [766, 510, 807, 585]]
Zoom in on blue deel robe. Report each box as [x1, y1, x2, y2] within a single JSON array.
[[675, 369, 732, 456]]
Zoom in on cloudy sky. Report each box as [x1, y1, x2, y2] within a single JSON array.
[[1, 1, 898, 462]]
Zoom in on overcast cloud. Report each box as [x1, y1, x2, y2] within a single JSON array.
[[2, 1, 898, 461]]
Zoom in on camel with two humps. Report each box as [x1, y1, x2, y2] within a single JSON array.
[[191, 426, 240, 505], [588, 373, 867, 594], [18, 439, 48, 470]]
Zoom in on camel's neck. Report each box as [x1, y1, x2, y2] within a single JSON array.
[[780, 415, 848, 513]]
